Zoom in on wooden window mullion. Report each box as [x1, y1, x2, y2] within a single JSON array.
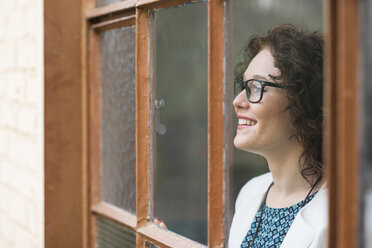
[[208, 0, 226, 247], [135, 5, 150, 232], [88, 26, 101, 248], [325, 0, 359, 247]]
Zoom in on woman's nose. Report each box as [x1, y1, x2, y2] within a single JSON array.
[[233, 90, 250, 109]]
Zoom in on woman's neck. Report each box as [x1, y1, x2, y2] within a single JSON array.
[[262, 140, 325, 208]]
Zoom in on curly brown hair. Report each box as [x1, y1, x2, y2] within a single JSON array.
[[235, 24, 324, 185]]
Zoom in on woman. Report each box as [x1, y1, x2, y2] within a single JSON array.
[[229, 24, 327, 248]]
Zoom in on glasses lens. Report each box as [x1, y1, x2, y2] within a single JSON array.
[[247, 80, 262, 102]]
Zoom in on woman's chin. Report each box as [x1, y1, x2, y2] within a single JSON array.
[[233, 136, 254, 152]]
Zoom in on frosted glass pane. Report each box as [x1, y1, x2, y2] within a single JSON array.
[[96, 216, 136, 248], [231, 0, 323, 204], [100, 26, 136, 214], [154, 1, 208, 244], [96, 0, 127, 8], [361, 0, 372, 247]]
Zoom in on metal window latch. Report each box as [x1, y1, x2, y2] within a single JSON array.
[[145, 241, 160, 248], [155, 99, 167, 135]]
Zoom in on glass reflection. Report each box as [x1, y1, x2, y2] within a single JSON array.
[[154, 1, 208, 244], [231, 0, 323, 208]]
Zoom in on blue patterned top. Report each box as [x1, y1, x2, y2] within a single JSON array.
[[240, 191, 318, 248]]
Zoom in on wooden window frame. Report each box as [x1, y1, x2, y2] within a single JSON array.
[[135, 0, 228, 246], [87, 4, 137, 247], [325, 0, 359, 247], [44, 0, 359, 247], [86, 0, 229, 247]]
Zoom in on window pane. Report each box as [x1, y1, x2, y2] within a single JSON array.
[[154, 1, 208, 244], [100, 26, 136, 214], [360, 0, 372, 246], [96, 216, 136, 248], [231, 0, 323, 207], [96, 0, 127, 8]]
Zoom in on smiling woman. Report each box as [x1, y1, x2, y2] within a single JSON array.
[[229, 24, 326, 248], [233, 48, 294, 155]]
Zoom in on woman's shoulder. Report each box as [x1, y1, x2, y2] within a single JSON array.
[[235, 172, 273, 211]]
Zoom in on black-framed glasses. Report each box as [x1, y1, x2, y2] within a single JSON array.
[[234, 78, 285, 103]]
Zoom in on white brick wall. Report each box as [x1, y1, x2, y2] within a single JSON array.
[[0, 0, 44, 247]]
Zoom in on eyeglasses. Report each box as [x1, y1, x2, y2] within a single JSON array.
[[234, 78, 285, 103]]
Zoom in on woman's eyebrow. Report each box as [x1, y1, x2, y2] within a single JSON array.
[[251, 74, 270, 81], [243, 74, 270, 81]]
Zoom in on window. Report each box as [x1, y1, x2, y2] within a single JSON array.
[[86, 0, 228, 246], [44, 0, 361, 247], [89, 11, 137, 246]]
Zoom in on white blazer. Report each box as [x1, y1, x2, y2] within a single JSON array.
[[228, 173, 328, 248]]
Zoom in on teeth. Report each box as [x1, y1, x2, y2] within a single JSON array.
[[238, 118, 256, 126]]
